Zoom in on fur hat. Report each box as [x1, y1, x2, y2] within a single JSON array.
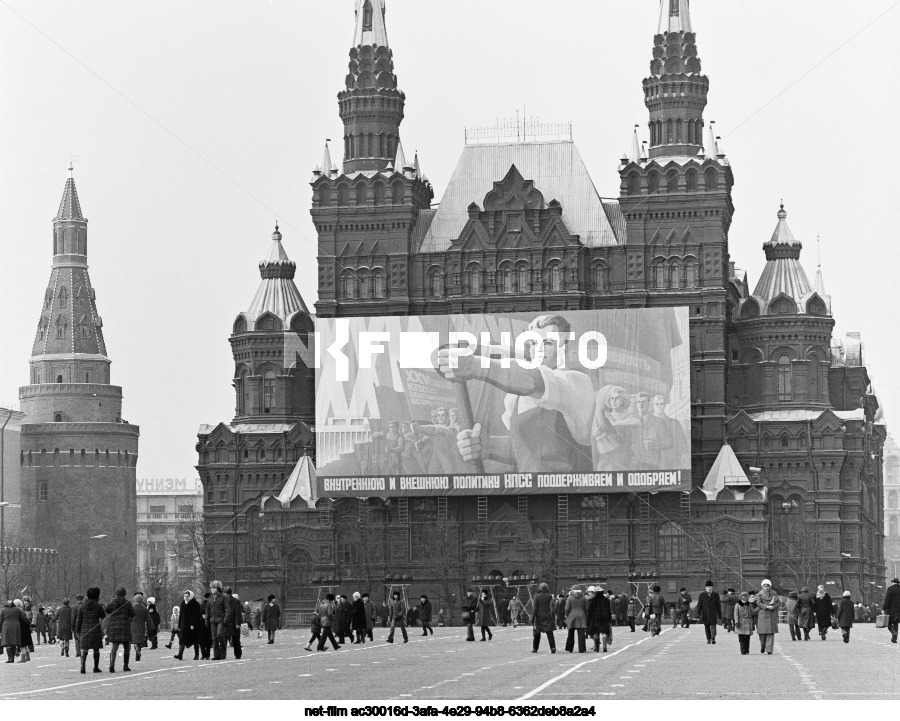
[[539, 583, 550, 592], [232, 593, 239, 601], [87, 587, 100, 600], [147, 597, 155, 605], [587, 586, 597, 593], [705, 580, 714, 588], [842, 590, 851, 598], [893, 578, 900, 584], [353, 592, 361, 600], [115, 586, 126, 597], [679, 587, 686, 592], [267, 594, 276, 601], [761, 579, 772, 587], [652, 585, 661, 593]]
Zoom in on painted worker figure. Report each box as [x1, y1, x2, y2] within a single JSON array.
[[443, 315, 594, 473]]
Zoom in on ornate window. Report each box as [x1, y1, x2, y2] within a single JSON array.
[[38, 481, 48, 502], [592, 264, 607, 292], [648, 171, 660, 194], [428, 270, 443, 298], [467, 265, 482, 295], [59, 286, 68, 308], [357, 269, 370, 299], [685, 259, 697, 286], [658, 521, 687, 564], [705, 168, 718, 191], [626, 172, 640, 196], [654, 261, 667, 289], [548, 264, 562, 292], [263, 370, 276, 414], [241, 370, 252, 415], [667, 169, 678, 193], [342, 272, 357, 300], [500, 264, 514, 294], [686, 169, 698, 192], [669, 260, 682, 288], [373, 270, 385, 299], [517, 264, 530, 293], [777, 355, 793, 402]]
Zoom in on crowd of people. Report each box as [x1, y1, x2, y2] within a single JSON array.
[[0, 580, 282, 672], [3, 577, 900, 670]]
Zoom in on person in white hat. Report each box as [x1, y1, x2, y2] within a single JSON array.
[[756, 579, 780, 654], [837, 590, 854, 643]]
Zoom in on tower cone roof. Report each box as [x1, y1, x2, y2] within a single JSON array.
[[353, 0, 388, 48], [394, 139, 409, 171], [56, 165, 85, 221], [321, 141, 336, 176], [246, 224, 310, 325], [658, 0, 693, 34], [629, 125, 642, 164]]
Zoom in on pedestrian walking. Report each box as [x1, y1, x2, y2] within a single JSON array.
[[531, 583, 556, 654], [596, 589, 614, 651], [462, 590, 478, 642], [554, 593, 567, 630], [261, 594, 281, 645], [165, 605, 180, 649], [174, 590, 203, 661], [351, 592, 368, 643], [130, 593, 148, 662], [627, 596, 639, 632], [242, 601, 253, 635], [722, 589, 738, 632], [72, 594, 85, 657], [676, 588, 692, 628], [386, 591, 409, 643], [14, 599, 33, 663], [645, 585, 666, 637], [105, 586, 135, 673], [419, 595, 434, 636], [316, 594, 340, 651], [363, 593, 376, 641], [882, 577, 900, 643], [756, 580, 779, 655], [748, 591, 759, 632], [56, 598, 74, 657], [1, 600, 27, 663], [797, 587, 814, 640], [477, 591, 494, 641], [617, 593, 628, 628], [305, 612, 322, 651], [74, 587, 105, 673], [208, 581, 227, 659], [696, 581, 722, 644], [734, 592, 752, 655], [813, 585, 833, 640], [198, 592, 213, 659], [837, 591, 854, 643], [564, 585, 587, 653], [508, 595, 521, 628], [224, 589, 242, 659], [785, 591, 800, 641], [254, 604, 263, 639], [336, 595, 352, 644], [146, 597, 161, 650], [35, 606, 47, 644]]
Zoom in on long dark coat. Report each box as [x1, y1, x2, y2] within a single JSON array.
[[75, 599, 106, 650], [223, 595, 241, 636], [337, 601, 353, 635], [55, 605, 74, 641], [1, 605, 25, 648], [178, 598, 203, 647], [533, 590, 554, 633], [586, 594, 612, 636], [419, 600, 433, 624], [813, 593, 833, 627], [797, 591, 815, 628], [883, 584, 900, 619], [351, 599, 368, 632], [198, 599, 212, 647], [105, 597, 135, 644], [261, 602, 281, 632], [696, 591, 722, 624], [35, 611, 47, 634], [837, 598, 854, 629], [131, 601, 149, 645], [564, 592, 587, 629]]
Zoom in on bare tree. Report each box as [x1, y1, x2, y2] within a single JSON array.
[[173, 511, 214, 591], [769, 519, 822, 591], [417, 519, 466, 624], [0, 535, 27, 602]]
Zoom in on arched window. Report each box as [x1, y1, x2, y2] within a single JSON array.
[[686, 169, 698, 192], [777, 355, 793, 402], [38, 481, 48, 502], [808, 356, 819, 401], [669, 260, 682, 288], [592, 265, 607, 292], [355, 183, 366, 206], [666, 118, 674, 143], [675, 118, 683, 143], [373, 182, 385, 205], [59, 286, 68, 308], [357, 269, 370, 299], [658, 521, 687, 563], [889, 491, 897, 510], [372, 270, 385, 299], [467, 265, 482, 295], [891, 516, 899, 537], [342, 272, 357, 299], [392, 181, 404, 205], [500, 265, 514, 294], [549, 264, 562, 292], [241, 370, 252, 415], [626, 172, 640, 196], [337, 184, 349, 206], [233, 316, 247, 334], [263, 370, 276, 414], [317, 184, 332, 206], [654, 261, 667, 289], [705, 168, 718, 191], [648, 171, 660, 194], [666, 169, 678, 193], [428, 270, 443, 298], [685, 259, 697, 287], [54, 413, 62, 423], [517, 265, 530, 293]]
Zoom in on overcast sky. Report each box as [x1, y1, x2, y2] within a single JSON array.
[[1, 0, 897, 480]]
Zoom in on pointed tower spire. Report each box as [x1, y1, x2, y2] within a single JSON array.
[[394, 139, 408, 173], [629, 125, 642, 164], [814, 234, 832, 313], [340, 0, 404, 173], [322, 141, 335, 177], [645, 0, 708, 159], [249, 224, 309, 321]]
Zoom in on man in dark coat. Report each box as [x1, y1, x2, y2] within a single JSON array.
[[1, 601, 27, 663], [386, 591, 408, 644], [55, 598, 74, 657], [207, 581, 227, 659], [418, 595, 434, 636], [797, 587, 815, 640], [225, 589, 243, 659], [554, 593, 567, 629], [176, 590, 203, 660], [146, 597, 161, 650], [105, 586, 135, 673], [198, 592, 213, 658], [72, 594, 85, 656], [532, 583, 556, 653], [676, 588, 692, 628], [130, 593, 149, 661], [351, 592, 368, 643], [336, 595, 353, 644], [696, 581, 722, 645], [75, 587, 106, 674], [722, 589, 737, 632], [261, 594, 282, 644], [883, 577, 900, 643]]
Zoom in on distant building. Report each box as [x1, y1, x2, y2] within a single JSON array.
[[136, 478, 204, 589], [17, 170, 140, 595], [885, 436, 900, 584], [0, 406, 25, 541]]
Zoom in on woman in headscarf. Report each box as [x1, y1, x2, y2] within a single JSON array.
[[797, 587, 814, 640], [14, 599, 33, 663], [130, 592, 148, 662], [813, 584, 834, 640], [756, 580, 780, 655], [175, 590, 203, 661], [1, 599, 26, 663], [74, 587, 105, 673]]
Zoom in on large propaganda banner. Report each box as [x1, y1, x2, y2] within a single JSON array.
[[314, 308, 691, 497]]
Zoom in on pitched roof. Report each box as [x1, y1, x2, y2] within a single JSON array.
[[702, 444, 749, 494], [246, 226, 310, 325], [419, 140, 620, 252], [55, 176, 84, 221], [276, 455, 318, 509]]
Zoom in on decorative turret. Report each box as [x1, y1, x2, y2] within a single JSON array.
[[240, 224, 310, 330], [644, 0, 709, 159], [339, 0, 405, 173]]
